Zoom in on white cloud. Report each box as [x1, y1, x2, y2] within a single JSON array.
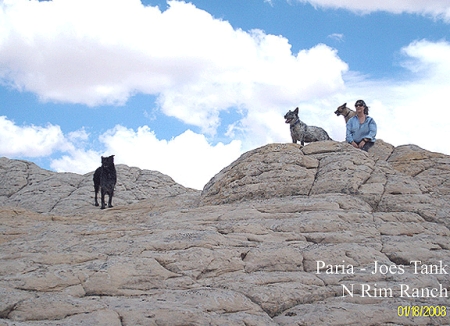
[[48, 125, 242, 190], [0, 115, 243, 190], [50, 148, 101, 176], [0, 0, 348, 135], [0, 116, 68, 157], [295, 0, 450, 21], [97, 126, 242, 189]]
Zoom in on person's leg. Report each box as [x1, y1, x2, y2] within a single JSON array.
[[362, 141, 374, 152]]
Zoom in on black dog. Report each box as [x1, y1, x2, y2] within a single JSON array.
[[93, 155, 117, 209]]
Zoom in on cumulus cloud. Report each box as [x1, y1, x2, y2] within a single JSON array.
[[0, 116, 241, 189], [0, 0, 348, 135], [50, 148, 102, 176], [100, 126, 242, 189], [0, 116, 68, 157], [295, 0, 450, 21], [51, 126, 242, 189]]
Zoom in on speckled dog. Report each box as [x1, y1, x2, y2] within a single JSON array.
[[334, 103, 356, 123], [284, 107, 331, 145]]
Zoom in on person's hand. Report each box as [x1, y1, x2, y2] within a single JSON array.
[[351, 141, 359, 148], [358, 140, 366, 149]]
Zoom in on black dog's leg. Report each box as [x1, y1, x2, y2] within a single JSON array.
[[108, 190, 114, 208], [93, 168, 101, 207], [100, 188, 106, 209], [94, 185, 99, 206]]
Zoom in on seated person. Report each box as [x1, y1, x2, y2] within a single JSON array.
[[346, 99, 377, 152]]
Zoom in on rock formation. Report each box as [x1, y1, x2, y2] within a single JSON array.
[[0, 140, 449, 325]]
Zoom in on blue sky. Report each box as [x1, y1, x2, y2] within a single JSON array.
[[1, 0, 449, 189]]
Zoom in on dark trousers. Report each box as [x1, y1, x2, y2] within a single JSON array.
[[356, 140, 375, 152]]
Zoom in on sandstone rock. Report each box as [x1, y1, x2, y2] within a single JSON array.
[[388, 144, 450, 196], [0, 159, 197, 215], [201, 143, 318, 205], [1, 140, 449, 325], [367, 138, 395, 161]]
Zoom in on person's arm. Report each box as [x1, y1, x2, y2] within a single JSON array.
[[346, 119, 354, 144], [367, 118, 377, 142], [346, 119, 359, 148]]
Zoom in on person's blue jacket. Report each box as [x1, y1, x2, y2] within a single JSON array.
[[346, 115, 377, 143]]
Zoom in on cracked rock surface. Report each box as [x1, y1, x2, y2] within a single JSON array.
[[1, 140, 449, 325]]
